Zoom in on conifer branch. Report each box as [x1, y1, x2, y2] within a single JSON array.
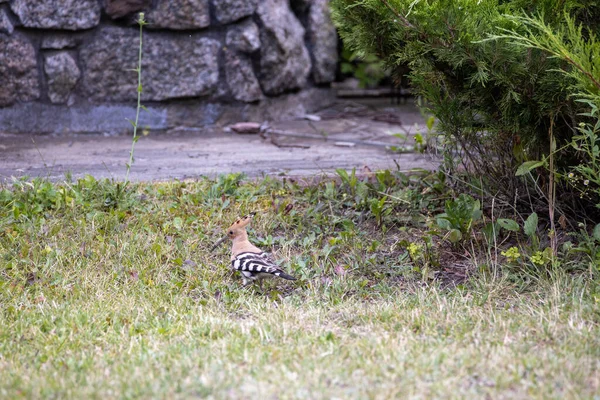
[[379, 0, 415, 30]]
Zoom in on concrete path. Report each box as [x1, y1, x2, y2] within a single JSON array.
[[0, 99, 438, 182]]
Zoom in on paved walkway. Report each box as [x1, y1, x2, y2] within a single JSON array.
[[0, 99, 438, 182]]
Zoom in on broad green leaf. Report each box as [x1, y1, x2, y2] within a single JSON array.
[[336, 168, 349, 183], [436, 215, 452, 230], [426, 116, 435, 131], [516, 160, 545, 176], [498, 218, 519, 232], [524, 213, 538, 237], [447, 229, 462, 243]]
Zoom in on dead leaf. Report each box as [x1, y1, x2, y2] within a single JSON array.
[[558, 214, 568, 230], [283, 203, 294, 215], [129, 270, 139, 281]]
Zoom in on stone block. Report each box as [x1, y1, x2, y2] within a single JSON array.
[[213, 0, 257, 24], [0, 33, 39, 106], [226, 20, 260, 53], [11, 0, 101, 30], [146, 0, 210, 29], [225, 51, 262, 102], [0, 8, 13, 35], [80, 27, 220, 102], [307, 0, 337, 83], [44, 52, 81, 104], [257, 0, 311, 95], [104, 0, 150, 19]]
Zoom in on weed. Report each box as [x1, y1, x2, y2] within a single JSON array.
[[124, 12, 148, 184], [436, 193, 482, 243]]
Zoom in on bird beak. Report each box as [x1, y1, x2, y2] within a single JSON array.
[[210, 236, 228, 252]]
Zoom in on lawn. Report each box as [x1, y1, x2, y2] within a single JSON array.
[[1, 173, 598, 399]]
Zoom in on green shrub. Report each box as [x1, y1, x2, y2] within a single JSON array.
[[330, 0, 600, 219], [495, 12, 600, 213]]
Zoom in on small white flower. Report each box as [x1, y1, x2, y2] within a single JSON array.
[[584, 180, 590, 186]]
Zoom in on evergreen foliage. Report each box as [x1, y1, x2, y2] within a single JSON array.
[[331, 0, 600, 218]]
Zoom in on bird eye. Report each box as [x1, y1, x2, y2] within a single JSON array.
[[229, 231, 233, 235]]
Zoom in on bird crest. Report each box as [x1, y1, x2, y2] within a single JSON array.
[[226, 212, 255, 237], [210, 211, 256, 251]]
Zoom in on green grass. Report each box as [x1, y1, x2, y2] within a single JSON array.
[[1, 174, 598, 399]]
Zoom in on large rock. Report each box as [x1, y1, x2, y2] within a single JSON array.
[[0, 34, 39, 106], [307, 0, 337, 83], [104, 0, 150, 19], [146, 0, 210, 29], [225, 51, 262, 102], [80, 27, 220, 102], [10, 0, 101, 30], [226, 20, 260, 53], [257, 0, 311, 95], [44, 52, 81, 104], [213, 0, 258, 24], [0, 8, 13, 34]]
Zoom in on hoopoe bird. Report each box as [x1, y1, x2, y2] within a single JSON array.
[[210, 212, 296, 288]]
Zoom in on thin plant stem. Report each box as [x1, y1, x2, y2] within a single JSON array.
[[548, 117, 557, 257], [125, 12, 146, 184]]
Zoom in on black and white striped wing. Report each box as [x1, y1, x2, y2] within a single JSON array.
[[232, 252, 295, 281]]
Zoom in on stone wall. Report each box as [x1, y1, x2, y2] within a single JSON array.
[[0, 0, 338, 134]]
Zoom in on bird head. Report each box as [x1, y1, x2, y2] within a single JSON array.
[[210, 212, 256, 251]]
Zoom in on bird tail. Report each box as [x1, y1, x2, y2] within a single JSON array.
[[275, 271, 296, 281]]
